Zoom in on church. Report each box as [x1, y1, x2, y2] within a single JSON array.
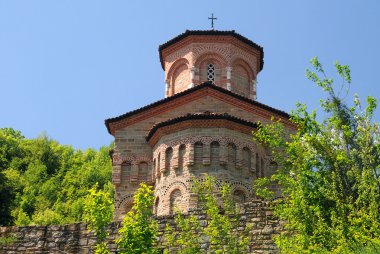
[[105, 29, 295, 220]]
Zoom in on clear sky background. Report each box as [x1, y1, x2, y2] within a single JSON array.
[[0, 1, 379, 150]]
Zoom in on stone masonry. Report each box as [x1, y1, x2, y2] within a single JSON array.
[[0, 200, 280, 254]]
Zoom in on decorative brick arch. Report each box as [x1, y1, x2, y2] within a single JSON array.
[[194, 52, 227, 70], [159, 180, 189, 199], [231, 58, 255, 81], [155, 136, 258, 156], [228, 181, 253, 199], [192, 45, 230, 66], [230, 46, 258, 74], [115, 194, 134, 209], [166, 58, 190, 86], [232, 186, 249, 202], [166, 58, 189, 79]]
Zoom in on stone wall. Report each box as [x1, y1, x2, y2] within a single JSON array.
[[0, 200, 280, 254]]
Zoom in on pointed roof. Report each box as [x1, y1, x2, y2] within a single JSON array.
[[158, 30, 264, 71]]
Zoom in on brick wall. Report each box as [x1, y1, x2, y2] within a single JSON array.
[[0, 200, 280, 254]]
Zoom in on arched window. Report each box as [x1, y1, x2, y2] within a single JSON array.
[[227, 143, 237, 166], [232, 64, 250, 96], [194, 142, 203, 164], [233, 190, 246, 203], [121, 162, 131, 183], [170, 189, 183, 214], [261, 158, 264, 178], [207, 63, 215, 84], [178, 144, 186, 175], [210, 141, 220, 164], [165, 147, 173, 172], [138, 162, 148, 182], [242, 147, 251, 169]]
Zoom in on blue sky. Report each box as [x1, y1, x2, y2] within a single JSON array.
[[0, 1, 379, 150]]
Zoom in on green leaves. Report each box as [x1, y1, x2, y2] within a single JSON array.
[[116, 183, 159, 254], [0, 128, 113, 226], [254, 58, 380, 253], [83, 183, 114, 254], [165, 175, 249, 254]]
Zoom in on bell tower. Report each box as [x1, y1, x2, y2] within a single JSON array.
[[159, 30, 264, 100]]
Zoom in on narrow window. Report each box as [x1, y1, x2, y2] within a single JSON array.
[[157, 153, 161, 173], [210, 141, 220, 164], [165, 147, 173, 172], [207, 64, 215, 84], [138, 162, 148, 182], [121, 162, 131, 182], [178, 144, 186, 175], [242, 147, 251, 169], [194, 142, 203, 164], [227, 143, 237, 166], [153, 158, 156, 176]]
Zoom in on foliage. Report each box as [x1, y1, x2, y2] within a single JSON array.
[[254, 57, 380, 253], [116, 183, 159, 254], [0, 235, 16, 246], [164, 211, 203, 254], [164, 175, 249, 254], [83, 183, 114, 254], [0, 128, 113, 226], [0, 128, 23, 226]]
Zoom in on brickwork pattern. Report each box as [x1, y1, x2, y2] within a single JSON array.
[[110, 92, 293, 220], [163, 40, 259, 98]]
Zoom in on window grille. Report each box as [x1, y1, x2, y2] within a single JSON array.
[[207, 64, 215, 84]]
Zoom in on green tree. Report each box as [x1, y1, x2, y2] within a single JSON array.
[[116, 183, 159, 254], [164, 211, 203, 254], [194, 176, 249, 254], [0, 128, 24, 226], [254, 57, 380, 253], [0, 127, 113, 226], [83, 183, 114, 254]]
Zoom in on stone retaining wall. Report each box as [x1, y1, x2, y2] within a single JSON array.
[[0, 200, 279, 253]]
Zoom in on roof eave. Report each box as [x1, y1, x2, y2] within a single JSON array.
[[158, 30, 264, 71], [104, 82, 291, 135]]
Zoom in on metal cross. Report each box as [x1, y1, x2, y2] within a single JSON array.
[[208, 13, 217, 29]]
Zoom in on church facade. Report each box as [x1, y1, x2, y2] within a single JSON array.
[[105, 30, 295, 220]]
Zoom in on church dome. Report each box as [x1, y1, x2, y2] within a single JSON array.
[[159, 30, 264, 100]]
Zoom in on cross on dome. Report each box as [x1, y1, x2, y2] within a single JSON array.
[[208, 13, 217, 29]]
